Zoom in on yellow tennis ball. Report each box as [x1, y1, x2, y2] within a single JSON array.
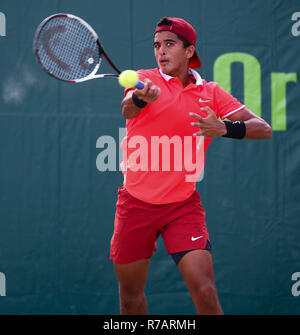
[[118, 70, 138, 88]]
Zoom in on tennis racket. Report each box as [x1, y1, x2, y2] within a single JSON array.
[[33, 13, 144, 88]]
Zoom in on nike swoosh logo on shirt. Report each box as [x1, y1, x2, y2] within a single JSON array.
[[199, 98, 211, 103], [191, 236, 203, 241]]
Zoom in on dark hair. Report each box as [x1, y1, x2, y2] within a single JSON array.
[[156, 16, 191, 48]]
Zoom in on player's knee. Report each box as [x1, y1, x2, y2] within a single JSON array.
[[119, 284, 144, 300], [119, 288, 145, 310], [195, 282, 217, 302]]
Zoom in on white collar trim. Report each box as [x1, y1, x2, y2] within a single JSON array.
[[159, 68, 203, 86]]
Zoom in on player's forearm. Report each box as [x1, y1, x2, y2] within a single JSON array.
[[121, 92, 143, 119], [243, 118, 273, 139]]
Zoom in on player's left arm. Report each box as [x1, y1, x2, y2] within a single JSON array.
[[227, 107, 272, 139], [190, 107, 272, 139]]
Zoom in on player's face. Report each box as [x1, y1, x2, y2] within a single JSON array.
[[154, 31, 194, 77]]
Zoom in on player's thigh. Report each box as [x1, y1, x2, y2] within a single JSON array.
[[113, 258, 151, 294], [177, 249, 216, 290]]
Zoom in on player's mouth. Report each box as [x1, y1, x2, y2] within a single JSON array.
[[159, 58, 169, 66]]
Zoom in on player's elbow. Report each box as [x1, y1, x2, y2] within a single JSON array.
[[256, 120, 273, 139], [264, 123, 273, 138], [245, 119, 273, 139]]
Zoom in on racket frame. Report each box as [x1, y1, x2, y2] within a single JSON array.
[[33, 13, 121, 83]]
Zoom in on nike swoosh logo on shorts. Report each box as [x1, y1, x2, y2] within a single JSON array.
[[191, 236, 203, 241]]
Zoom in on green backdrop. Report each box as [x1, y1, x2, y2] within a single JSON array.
[[0, 0, 299, 314]]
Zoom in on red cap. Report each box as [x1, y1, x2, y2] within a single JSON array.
[[154, 17, 201, 69]]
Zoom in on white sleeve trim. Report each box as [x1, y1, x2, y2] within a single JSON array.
[[221, 105, 246, 120]]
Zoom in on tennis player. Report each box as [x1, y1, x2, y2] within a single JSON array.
[[110, 17, 272, 315]]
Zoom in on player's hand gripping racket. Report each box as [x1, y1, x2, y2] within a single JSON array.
[[33, 13, 144, 89]]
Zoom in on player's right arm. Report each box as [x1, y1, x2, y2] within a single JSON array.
[[121, 79, 160, 119]]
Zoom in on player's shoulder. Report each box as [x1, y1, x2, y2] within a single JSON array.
[[201, 79, 232, 100], [199, 79, 221, 95], [201, 79, 219, 89]]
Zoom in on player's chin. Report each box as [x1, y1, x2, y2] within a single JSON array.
[[158, 63, 172, 75]]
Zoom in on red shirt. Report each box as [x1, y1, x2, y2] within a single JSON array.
[[120, 68, 245, 204]]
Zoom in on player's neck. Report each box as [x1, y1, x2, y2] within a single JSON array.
[[172, 65, 192, 88]]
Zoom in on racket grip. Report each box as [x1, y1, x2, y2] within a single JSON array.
[[135, 80, 144, 90]]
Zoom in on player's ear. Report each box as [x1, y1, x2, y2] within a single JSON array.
[[186, 44, 195, 61]]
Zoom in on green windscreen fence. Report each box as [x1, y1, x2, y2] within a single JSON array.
[[0, 0, 299, 314]]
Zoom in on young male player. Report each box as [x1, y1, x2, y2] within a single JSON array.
[[110, 17, 272, 315]]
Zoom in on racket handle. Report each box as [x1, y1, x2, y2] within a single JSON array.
[[135, 80, 144, 90]]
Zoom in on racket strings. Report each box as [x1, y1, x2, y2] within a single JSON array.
[[36, 16, 100, 81]]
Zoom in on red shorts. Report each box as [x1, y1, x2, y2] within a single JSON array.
[[110, 187, 209, 264]]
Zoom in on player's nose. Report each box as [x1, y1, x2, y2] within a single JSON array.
[[157, 45, 166, 56]]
